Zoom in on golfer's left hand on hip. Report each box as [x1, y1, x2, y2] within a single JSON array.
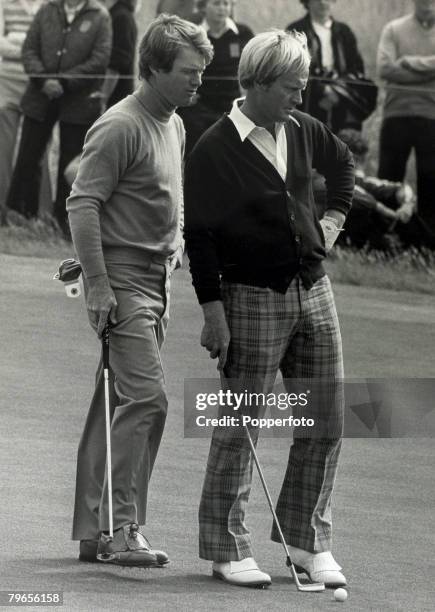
[[320, 210, 346, 252], [200, 300, 231, 370], [85, 274, 118, 337]]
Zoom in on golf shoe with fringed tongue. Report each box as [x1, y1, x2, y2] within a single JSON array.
[[288, 547, 346, 587], [96, 523, 163, 567]]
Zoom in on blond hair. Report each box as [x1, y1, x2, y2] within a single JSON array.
[[239, 29, 311, 89]]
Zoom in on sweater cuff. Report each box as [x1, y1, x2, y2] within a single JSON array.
[[196, 286, 222, 305], [326, 202, 352, 217]]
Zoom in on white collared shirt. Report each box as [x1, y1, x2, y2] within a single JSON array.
[[228, 98, 300, 182], [201, 17, 239, 38], [312, 18, 334, 71]]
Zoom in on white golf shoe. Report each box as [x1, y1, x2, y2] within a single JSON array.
[[287, 547, 346, 587], [212, 557, 272, 588]]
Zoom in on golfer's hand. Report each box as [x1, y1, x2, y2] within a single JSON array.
[[320, 211, 345, 252], [42, 79, 63, 99], [86, 274, 118, 337], [200, 301, 230, 370]]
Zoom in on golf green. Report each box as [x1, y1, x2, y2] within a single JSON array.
[[0, 254, 433, 611]]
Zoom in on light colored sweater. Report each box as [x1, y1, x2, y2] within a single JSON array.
[[377, 14, 435, 120], [67, 81, 185, 278]]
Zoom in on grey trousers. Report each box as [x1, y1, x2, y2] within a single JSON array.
[[72, 257, 172, 540]]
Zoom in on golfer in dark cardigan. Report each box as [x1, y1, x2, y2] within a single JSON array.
[[184, 29, 354, 588]]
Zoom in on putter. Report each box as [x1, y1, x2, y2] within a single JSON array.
[[243, 424, 325, 592], [102, 324, 114, 540]]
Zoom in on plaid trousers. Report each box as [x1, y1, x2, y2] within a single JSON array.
[[198, 275, 344, 561]]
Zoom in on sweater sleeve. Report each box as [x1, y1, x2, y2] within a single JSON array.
[[184, 143, 222, 304], [311, 119, 355, 216], [67, 111, 138, 278]]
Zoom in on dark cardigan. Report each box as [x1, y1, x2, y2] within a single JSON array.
[[184, 110, 354, 304]]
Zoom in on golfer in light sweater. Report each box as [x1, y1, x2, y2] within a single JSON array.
[[67, 14, 213, 567]]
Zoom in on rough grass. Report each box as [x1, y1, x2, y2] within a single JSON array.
[[326, 245, 435, 295], [0, 212, 73, 260], [1, 214, 434, 295]]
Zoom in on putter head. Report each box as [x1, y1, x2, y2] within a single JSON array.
[[287, 560, 325, 592], [297, 581, 325, 592]]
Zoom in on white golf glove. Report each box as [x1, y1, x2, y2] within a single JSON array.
[[319, 216, 344, 252]]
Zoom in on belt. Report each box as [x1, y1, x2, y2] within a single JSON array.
[[103, 246, 177, 267]]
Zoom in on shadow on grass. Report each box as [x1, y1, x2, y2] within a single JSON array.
[[5, 557, 332, 598], [4, 557, 231, 594]]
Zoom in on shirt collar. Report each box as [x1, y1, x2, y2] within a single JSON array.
[[201, 17, 239, 36], [228, 97, 300, 141], [312, 17, 333, 29], [64, 0, 86, 14]]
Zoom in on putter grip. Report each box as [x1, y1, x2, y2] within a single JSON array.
[[102, 325, 110, 369]]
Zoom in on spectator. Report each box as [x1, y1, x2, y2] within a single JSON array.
[[313, 129, 435, 251], [177, 0, 253, 154], [5, 0, 112, 235], [288, 0, 376, 132], [103, 0, 138, 109], [377, 0, 435, 236], [0, 0, 48, 223]]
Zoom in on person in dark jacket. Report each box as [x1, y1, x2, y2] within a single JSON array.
[[288, 0, 373, 132], [103, 0, 137, 108], [5, 0, 112, 235], [177, 0, 253, 154]]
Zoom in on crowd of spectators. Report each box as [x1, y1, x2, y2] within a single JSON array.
[[0, 0, 434, 250], [0, 0, 137, 235]]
